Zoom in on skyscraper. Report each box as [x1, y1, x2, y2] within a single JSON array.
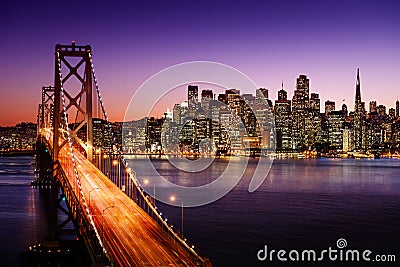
[[187, 85, 199, 114], [173, 103, 181, 124], [296, 75, 310, 108], [377, 105, 386, 116], [369, 101, 377, 113], [354, 68, 363, 150], [292, 75, 310, 149], [275, 86, 292, 151], [278, 82, 287, 101], [201, 89, 213, 113], [325, 100, 335, 115], [327, 111, 345, 150], [310, 93, 320, 112], [389, 108, 395, 119], [342, 103, 348, 117], [396, 98, 399, 118]]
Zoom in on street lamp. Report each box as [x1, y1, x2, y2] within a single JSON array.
[[143, 179, 156, 205], [102, 205, 114, 245], [88, 187, 99, 212], [170, 195, 184, 237], [112, 159, 119, 186]]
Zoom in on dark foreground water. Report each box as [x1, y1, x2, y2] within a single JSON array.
[[1, 156, 399, 266], [137, 157, 400, 267], [0, 156, 51, 266]]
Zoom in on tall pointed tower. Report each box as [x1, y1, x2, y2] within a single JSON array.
[[354, 68, 363, 150]]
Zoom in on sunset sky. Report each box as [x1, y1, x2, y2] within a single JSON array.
[[0, 0, 399, 126]]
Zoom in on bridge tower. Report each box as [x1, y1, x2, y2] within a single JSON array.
[[41, 86, 55, 130], [51, 42, 94, 240], [33, 86, 55, 185]]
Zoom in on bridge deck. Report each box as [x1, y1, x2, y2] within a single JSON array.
[[51, 140, 201, 266]]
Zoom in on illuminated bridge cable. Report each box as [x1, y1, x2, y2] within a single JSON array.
[[56, 51, 107, 255], [89, 53, 207, 264]]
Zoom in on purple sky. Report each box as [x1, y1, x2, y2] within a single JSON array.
[[1, 0, 399, 125]]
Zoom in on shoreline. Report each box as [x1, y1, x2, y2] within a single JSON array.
[[0, 150, 35, 157], [3, 150, 399, 160]]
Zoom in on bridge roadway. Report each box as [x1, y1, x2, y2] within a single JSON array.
[[52, 140, 201, 266]]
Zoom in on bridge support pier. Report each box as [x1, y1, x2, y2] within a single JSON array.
[[32, 138, 52, 186]]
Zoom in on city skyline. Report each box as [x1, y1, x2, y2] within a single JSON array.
[[145, 69, 399, 122], [1, 0, 399, 126], [121, 69, 400, 155]]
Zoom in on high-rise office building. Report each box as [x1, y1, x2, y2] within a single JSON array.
[[217, 94, 226, 104], [327, 111, 345, 150], [93, 118, 113, 151], [354, 68, 363, 150], [396, 98, 399, 118], [377, 105, 386, 116], [256, 88, 269, 104], [342, 104, 348, 117], [278, 82, 287, 101], [304, 110, 322, 150], [296, 75, 310, 107], [188, 85, 199, 115], [257, 87, 268, 97], [225, 89, 241, 116], [201, 89, 213, 112], [173, 103, 182, 124], [275, 86, 292, 150], [292, 75, 310, 149], [343, 127, 355, 152], [389, 108, 395, 119], [146, 117, 164, 152], [310, 93, 320, 112], [369, 101, 377, 113], [325, 100, 335, 115], [305, 92, 321, 149], [224, 89, 243, 153]]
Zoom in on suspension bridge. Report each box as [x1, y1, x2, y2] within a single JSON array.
[[35, 42, 211, 266]]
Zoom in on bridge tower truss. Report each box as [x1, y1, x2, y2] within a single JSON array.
[[53, 42, 94, 163], [41, 86, 55, 129]]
